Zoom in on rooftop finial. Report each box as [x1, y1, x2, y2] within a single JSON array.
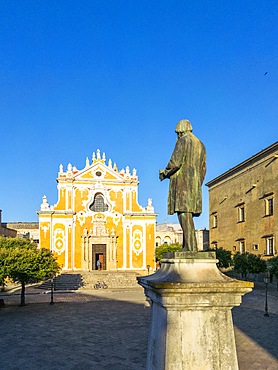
[[40, 195, 50, 210]]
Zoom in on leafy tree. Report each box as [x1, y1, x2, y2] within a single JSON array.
[[0, 247, 9, 288], [233, 252, 249, 278], [246, 253, 266, 274], [267, 256, 278, 279], [208, 247, 233, 269], [233, 252, 266, 278], [0, 236, 36, 249], [0, 237, 60, 305], [155, 243, 182, 261], [0, 236, 38, 289]]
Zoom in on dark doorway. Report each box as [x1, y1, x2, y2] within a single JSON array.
[[92, 244, 106, 270]]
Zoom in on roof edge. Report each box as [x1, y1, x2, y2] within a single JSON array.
[[206, 141, 278, 187]]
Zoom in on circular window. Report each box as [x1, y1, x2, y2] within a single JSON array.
[[95, 171, 102, 177]]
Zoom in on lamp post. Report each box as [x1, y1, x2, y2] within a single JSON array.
[[263, 273, 270, 317], [50, 277, 55, 305]]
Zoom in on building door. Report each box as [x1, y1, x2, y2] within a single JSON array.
[[92, 244, 106, 270]]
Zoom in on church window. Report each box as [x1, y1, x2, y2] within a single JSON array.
[[90, 193, 108, 212]]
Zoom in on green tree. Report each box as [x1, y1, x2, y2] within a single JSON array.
[[267, 256, 278, 279], [209, 248, 233, 269], [233, 252, 249, 278], [155, 243, 182, 261], [233, 252, 266, 278], [0, 236, 36, 249], [246, 253, 266, 274], [0, 247, 9, 288], [0, 237, 60, 305]]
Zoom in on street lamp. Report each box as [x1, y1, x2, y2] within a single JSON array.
[[263, 273, 270, 317]]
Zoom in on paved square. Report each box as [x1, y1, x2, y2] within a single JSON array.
[[1, 283, 277, 369]]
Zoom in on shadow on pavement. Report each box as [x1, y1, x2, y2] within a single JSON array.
[[232, 287, 278, 367], [0, 289, 150, 370], [1, 284, 278, 370]]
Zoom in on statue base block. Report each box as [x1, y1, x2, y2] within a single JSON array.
[[137, 252, 253, 370]]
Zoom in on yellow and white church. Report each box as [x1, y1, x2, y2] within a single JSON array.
[[38, 150, 157, 273]]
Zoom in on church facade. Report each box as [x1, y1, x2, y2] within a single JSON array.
[[37, 150, 157, 273]]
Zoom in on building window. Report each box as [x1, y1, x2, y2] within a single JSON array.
[[265, 237, 274, 256], [211, 242, 217, 250], [155, 236, 161, 247], [265, 198, 274, 216], [89, 193, 108, 212], [164, 236, 172, 245], [238, 205, 245, 222], [239, 240, 245, 253], [253, 244, 259, 251], [212, 213, 218, 228]]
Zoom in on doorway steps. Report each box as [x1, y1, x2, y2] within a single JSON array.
[[37, 273, 84, 291], [80, 271, 142, 289], [37, 271, 144, 290]]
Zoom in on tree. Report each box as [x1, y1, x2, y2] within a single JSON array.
[[233, 252, 266, 278], [246, 253, 266, 274], [0, 236, 36, 249], [0, 237, 60, 305], [233, 252, 249, 278], [0, 246, 9, 288], [155, 243, 182, 261], [209, 248, 233, 269], [267, 256, 278, 279]]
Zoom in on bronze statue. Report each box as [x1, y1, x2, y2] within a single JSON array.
[[159, 119, 206, 251]]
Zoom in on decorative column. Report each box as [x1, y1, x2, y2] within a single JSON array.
[[138, 252, 253, 370]]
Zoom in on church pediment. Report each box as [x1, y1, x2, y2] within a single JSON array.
[[57, 149, 138, 184], [75, 162, 125, 182]]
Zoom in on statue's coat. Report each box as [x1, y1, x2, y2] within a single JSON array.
[[164, 132, 206, 215]]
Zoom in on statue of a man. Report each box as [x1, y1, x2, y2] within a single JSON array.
[[159, 119, 206, 251]]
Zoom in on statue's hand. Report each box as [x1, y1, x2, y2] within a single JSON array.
[[159, 170, 165, 181]]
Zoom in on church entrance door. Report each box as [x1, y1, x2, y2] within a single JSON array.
[[92, 244, 106, 270]]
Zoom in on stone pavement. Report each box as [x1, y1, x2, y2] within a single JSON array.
[[0, 282, 277, 370]]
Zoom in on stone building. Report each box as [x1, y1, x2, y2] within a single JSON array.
[[156, 223, 183, 246], [0, 210, 17, 237], [37, 150, 157, 272], [2, 221, 39, 242], [206, 141, 278, 258], [156, 222, 209, 251]]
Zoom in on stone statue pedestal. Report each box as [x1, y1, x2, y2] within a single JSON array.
[[137, 251, 253, 370]]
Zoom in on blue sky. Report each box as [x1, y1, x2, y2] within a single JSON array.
[[0, 1, 277, 229]]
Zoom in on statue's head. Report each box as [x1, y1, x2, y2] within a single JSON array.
[[175, 119, 192, 133]]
